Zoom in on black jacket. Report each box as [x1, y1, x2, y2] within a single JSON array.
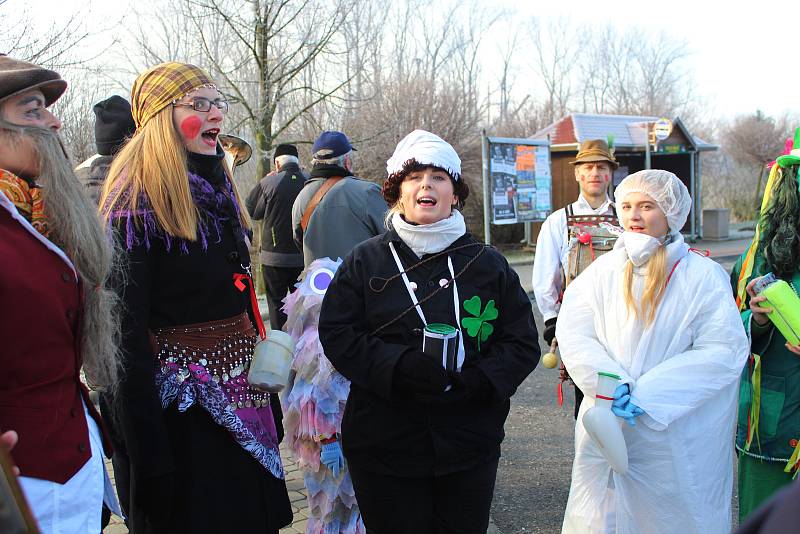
[[245, 162, 307, 268], [319, 230, 539, 477], [108, 152, 291, 533]]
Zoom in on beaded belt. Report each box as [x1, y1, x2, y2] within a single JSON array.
[[151, 312, 270, 409]]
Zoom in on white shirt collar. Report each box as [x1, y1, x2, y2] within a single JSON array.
[[574, 194, 614, 215]]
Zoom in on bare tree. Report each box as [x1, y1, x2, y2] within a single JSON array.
[[185, 0, 353, 176], [0, 1, 94, 67], [723, 110, 792, 218], [528, 17, 585, 124], [579, 26, 693, 117], [119, 0, 353, 178], [0, 1, 120, 165]]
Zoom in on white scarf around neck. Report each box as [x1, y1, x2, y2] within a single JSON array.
[[391, 210, 466, 258]]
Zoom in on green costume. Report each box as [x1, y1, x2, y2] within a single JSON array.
[[731, 249, 800, 522]]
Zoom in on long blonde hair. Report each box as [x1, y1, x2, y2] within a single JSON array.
[[622, 245, 668, 326], [99, 106, 250, 236]]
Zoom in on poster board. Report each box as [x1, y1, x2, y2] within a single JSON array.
[[486, 137, 551, 225]]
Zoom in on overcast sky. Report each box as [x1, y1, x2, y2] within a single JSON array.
[[32, 0, 800, 120], [501, 0, 799, 118]]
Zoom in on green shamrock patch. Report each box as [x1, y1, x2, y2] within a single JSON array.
[[461, 295, 498, 350]]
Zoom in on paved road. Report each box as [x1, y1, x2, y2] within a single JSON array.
[[491, 257, 739, 534], [490, 300, 575, 534]]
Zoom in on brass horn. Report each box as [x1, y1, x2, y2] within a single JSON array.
[[219, 134, 253, 173]]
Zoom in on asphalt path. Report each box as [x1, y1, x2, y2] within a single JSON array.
[[491, 256, 739, 533]]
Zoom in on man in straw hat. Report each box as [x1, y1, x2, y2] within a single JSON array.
[[532, 138, 620, 417], [0, 54, 122, 531]]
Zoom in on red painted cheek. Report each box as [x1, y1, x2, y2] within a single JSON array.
[[602, 173, 610, 182], [180, 116, 203, 140]]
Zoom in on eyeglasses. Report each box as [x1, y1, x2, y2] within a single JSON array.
[[172, 97, 229, 114]]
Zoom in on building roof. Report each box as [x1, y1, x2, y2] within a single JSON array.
[[531, 113, 717, 152]]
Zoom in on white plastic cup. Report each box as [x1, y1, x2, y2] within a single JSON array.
[[582, 371, 629, 475], [595, 371, 619, 408], [247, 330, 295, 393]]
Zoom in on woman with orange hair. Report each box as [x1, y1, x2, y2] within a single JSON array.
[[100, 62, 292, 533]]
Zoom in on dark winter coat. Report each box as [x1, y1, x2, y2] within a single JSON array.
[[318, 229, 539, 477], [245, 162, 307, 268], [107, 152, 291, 533]]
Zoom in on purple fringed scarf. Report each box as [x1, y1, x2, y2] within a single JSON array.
[[108, 172, 243, 253]]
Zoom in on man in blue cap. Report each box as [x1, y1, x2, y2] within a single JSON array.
[[291, 130, 387, 267]]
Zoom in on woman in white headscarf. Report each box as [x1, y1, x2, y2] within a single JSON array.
[[557, 169, 749, 533], [318, 130, 539, 533]]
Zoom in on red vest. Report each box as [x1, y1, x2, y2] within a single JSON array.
[[0, 202, 109, 483]]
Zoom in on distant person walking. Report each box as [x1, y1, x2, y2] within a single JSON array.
[[282, 131, 387, 532], [246, 143, 307, 329]]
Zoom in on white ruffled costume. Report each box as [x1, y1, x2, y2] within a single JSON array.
[[282, 258, 365, 534]]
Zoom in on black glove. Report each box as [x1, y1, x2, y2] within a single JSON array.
[[394, 350, 451, 395], [543, 317, 557, 346], [415, 365, 494, 405], [137, 473, 175, 529], [451, 366, 493, 401]]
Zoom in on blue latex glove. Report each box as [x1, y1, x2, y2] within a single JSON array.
[[612, 384, 630, 408], [611, 384, 645, 426], [612, 403, 645, 426], [320, 440, 345, 478]]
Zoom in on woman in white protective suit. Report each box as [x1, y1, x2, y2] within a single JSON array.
[[556, 169, 749, 534]]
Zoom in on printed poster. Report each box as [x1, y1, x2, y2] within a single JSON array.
[[489, 141, 551, 223]]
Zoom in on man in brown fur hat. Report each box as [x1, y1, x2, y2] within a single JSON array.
[[0, 54, 122, 531]]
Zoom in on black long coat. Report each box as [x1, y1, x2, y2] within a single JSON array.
[[107, 153, 292, 533], [319, 230, 539, 477]]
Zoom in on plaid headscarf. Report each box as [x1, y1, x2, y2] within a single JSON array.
[[130, 62, 216, 129]]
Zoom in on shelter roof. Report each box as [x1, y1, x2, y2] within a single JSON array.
[[531, 113, 717, 152]]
